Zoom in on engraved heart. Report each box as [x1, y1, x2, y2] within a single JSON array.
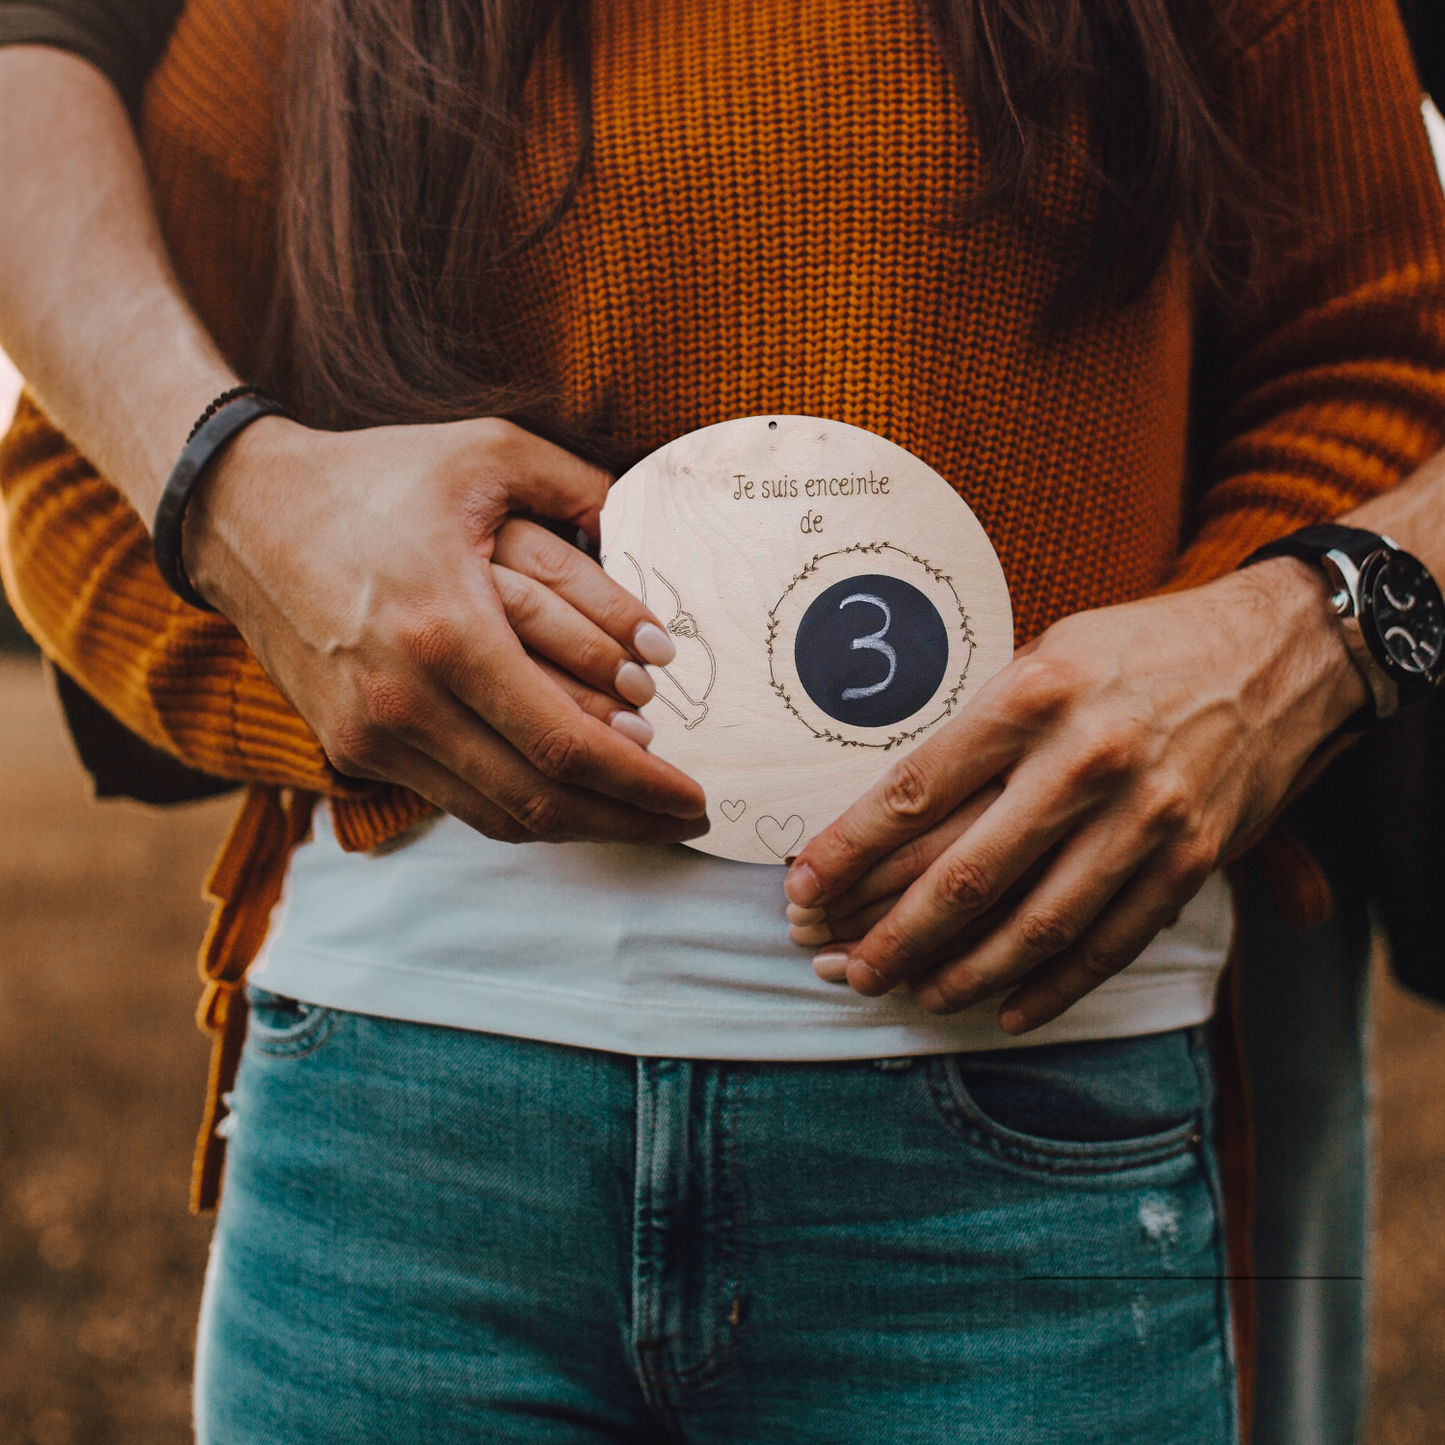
[[756, 814, 805, 858], [720, 799, 746, 822]]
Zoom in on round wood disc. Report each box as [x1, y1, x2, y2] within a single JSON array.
[[601, 416, 1013, 864]]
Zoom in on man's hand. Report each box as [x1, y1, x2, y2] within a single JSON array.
[[784, 560, 1368, 1032], [188, 414, 708, 845], [0, 50, 703, 845]]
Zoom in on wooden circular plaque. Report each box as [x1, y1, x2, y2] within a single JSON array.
[[601, 417, 1013, 864]]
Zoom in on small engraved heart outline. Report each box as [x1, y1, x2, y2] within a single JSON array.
[[756, 814, 805, 858], [720, 799, 746, 822]]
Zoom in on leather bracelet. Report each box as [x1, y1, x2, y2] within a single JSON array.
[[153, 389, 290, 612]]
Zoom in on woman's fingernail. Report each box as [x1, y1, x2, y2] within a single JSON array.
[[790, 921, 833, 946], [615, 660, 655, 706], [609, 710, 654, 747], [784, 862, 820, 907], [785, 903, 826, 925], [812, 951, 852, 982], [633, 622, 676, 666], [998, 1007, 1028, 1034]]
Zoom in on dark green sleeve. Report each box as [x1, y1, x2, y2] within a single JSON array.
[[0, 0, 184, 118]]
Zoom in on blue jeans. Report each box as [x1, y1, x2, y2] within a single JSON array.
[[195, 991, 1238, 1443]]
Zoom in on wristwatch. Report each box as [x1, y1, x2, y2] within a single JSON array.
[[1242, 524, 1445, 724]]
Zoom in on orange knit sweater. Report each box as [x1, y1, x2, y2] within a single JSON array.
[[3, 0, 1444, 1213]]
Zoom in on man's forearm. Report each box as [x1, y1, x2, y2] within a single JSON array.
[[0, 44, 235, 519], [1344, 447, 1445, 582]]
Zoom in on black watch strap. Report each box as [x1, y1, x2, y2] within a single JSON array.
[[1241, 522, 1445, 728], [1241, 523, 1384, 572], [1243, 524, 1391, 731]]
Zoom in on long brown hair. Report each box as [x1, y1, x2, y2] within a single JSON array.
[[270, 0, 1257, 432]]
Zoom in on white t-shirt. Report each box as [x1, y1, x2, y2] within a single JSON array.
[[249, 802, 1233, 1059]]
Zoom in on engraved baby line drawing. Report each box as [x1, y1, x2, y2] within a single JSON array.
[[623, 553, 717, 729]]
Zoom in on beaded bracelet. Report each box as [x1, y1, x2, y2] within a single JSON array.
[[152, 387, 291, 612]]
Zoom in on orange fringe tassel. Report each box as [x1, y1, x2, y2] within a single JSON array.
[[189, 785, 317, 1212]]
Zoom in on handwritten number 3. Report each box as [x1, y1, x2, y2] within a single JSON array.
[[839, 593, 898, 700]]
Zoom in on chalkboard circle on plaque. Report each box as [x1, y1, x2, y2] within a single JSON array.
[[794, 573, 950, 729], [600, 416, 1013, 865]]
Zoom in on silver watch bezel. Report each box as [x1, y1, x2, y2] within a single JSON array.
[[1321, 545, 1400, 720]]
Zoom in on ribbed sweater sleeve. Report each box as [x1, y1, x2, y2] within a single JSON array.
[[1170, 0, 1445, 589], [0, 394, 343, 793]]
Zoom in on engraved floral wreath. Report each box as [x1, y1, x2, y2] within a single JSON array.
[[766, 542, 976, 750]]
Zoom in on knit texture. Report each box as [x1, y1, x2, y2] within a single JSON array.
[[2, 0, 1444, 1210], [5, 0, 1444, 817]]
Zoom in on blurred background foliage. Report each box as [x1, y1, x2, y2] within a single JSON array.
[[0, 591, 38, 653]]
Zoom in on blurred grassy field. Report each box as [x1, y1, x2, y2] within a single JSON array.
[[1, 655, 228, 1444], [0, 650, 1441, 1443]]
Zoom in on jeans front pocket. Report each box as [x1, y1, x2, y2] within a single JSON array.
[[244, 984, 342, 1060], [925, 1028, 1208, 1176]]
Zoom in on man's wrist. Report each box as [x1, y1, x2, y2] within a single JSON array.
[[1228, 555, 1371, 733], [181, 413, 302, 616], [1242, 524, 1445, 723]]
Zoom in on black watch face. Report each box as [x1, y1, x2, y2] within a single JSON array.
[[1361, 551, 1445, 687]]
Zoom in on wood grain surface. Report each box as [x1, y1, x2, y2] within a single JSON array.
[[601, 416, 1013, 863]]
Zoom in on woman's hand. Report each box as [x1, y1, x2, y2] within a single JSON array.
[[783, 560, 1368, 1031], [186, 413, 708, 845]]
